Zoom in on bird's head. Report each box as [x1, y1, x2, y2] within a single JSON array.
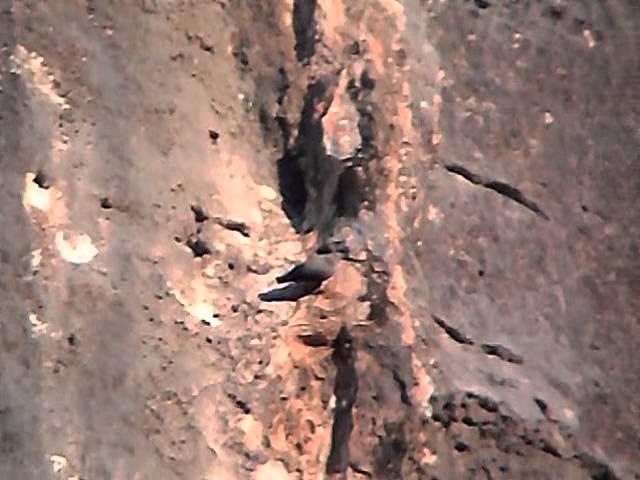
[[316, 239, 350, 256]]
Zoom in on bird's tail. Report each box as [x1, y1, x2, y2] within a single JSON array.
[[258, 281, 322, 302]]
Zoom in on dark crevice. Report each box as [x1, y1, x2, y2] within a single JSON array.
[[474, 0, 491, 9], [213, 217, 250, 238], [275, 112, 291, 150], [432, 314, 475, 345], [462, 415, 477, 426], [276, 66, 289, 106], [574, 453, 620, 480], [468, 393, 499, 413], [231, 37, 249, 69], [335, 164, 363, 219], [534, 397, 549, 417], [326, 326, 358, 475], [544, 4, 566, 22], [208, 129, 219, 144], [257, 105, 275, 144], [345, 40, 361, 56], [480, 343, 524, 364], [277, 77, 340, 236], [365, 253, 391, 326], [277, 151, 308, 232], [373, 422, 408, 478], [292, 0, 317, 64], [33, 170, 51, 189], [392, 369, 412, 406], [186, 237, 211, 257], [444, 163, 549, 220], [350, 463, 373, 477], [481, 465, 493, 480], [226, 392, 251, 415], [430, 393, 460, 427], [539, 439, 562, 458], [297, 332, 330, 348], [100, 197, 113, 209], [347, 70, 379, 213], [360, 70, 376, 91], [454, 441, 470, 452], [190, 204, 208, 223]]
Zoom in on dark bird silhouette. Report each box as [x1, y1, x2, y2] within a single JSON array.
[[257, 280, 322, 302], [258, 241, 349, 303], [276, 249, 340, 284]]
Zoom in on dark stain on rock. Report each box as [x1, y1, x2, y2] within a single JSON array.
[[373, 421, 408, 478], [326, 326, 358, 475], [292, 0, 317, 64]]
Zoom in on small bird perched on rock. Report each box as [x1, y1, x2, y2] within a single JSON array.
[[275, 242, 347, 284], [258, 240, 350, 302]]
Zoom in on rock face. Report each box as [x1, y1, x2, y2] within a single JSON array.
[[1, 1, 638, 479]]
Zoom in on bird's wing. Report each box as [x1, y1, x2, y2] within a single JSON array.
[[276, 255, 335, 283]]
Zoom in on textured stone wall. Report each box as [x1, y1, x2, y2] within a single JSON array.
[[0, 1, 638, 479]]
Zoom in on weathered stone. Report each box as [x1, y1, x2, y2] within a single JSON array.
[[1, 0, 638, 479]]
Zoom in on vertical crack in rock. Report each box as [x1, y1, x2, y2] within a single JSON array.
[[444, 163, 549, 220], [277, 76, 344, 238], [347, 70, 380, 212], [373, 421, 408, 478], [292, 0, 317, 64], [392, 369, 413, 406], [364, 253, 392, 326], [326, 326, 358, 475]]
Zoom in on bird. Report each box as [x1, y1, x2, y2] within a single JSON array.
[[275, 242, 345, 284], [257, 240, 350, 302]]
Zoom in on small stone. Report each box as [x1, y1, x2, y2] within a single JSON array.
[[247, 262, 270, 275], [208, 129, 219, 144], [258, 185, 277, 201]]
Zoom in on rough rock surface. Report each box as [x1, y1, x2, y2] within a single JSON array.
[[1, 1, 638, 479]]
